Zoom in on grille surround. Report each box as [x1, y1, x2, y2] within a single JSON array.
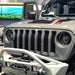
[[4, 28, 73, 61]]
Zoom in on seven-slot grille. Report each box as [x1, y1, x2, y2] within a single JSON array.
[[12, 29, 56, 56]]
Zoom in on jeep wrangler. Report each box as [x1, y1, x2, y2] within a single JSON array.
[[0, 0, 75, 75]]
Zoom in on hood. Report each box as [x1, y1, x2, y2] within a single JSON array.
[[7, 20, 75, 34]]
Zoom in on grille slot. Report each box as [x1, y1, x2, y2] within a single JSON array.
[[37, 31, 42, 52], [44, 31, 49, 52], [25, 30, 29, 50], [13, 29, 56, 56], [19, 30, 23, 49], [31, 30, 35, 51], [13, 30, 18, 48], [51, 31, 56, 52]]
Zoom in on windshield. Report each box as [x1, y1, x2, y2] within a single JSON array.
[[41, 1, 75, 17]]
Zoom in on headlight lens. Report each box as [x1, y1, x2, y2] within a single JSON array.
[[57, 32, 71, 45], [5, 29, 14, 42]]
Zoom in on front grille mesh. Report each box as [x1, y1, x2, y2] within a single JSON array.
[[13, 29, 56, 56]]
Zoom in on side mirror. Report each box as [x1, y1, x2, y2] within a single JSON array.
[[28, 11, 36, 20]]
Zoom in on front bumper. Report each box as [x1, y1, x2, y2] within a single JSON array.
[[0, 48, 68, 75]]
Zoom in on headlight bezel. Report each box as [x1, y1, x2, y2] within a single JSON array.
[[4, 28, 15, 43], [55, 31, 72, 48]]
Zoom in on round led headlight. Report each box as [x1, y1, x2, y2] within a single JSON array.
[[57, 32, 72, 45], [5, 29, 14, 43]]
